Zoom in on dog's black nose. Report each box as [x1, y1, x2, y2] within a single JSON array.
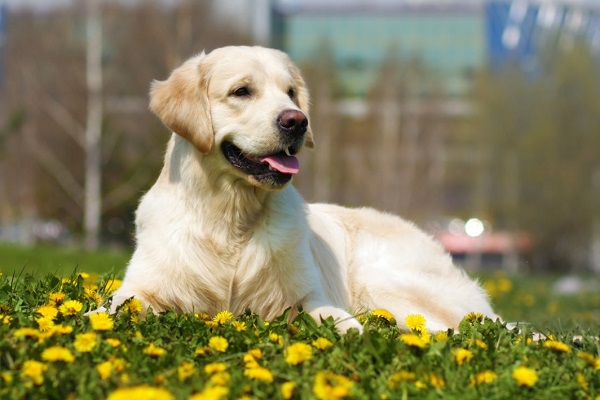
[[277, 109, 308, 135]]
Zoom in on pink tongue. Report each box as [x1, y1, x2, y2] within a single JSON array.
[[260, 155, 300, 175]]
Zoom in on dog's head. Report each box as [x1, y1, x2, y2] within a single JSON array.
[[149, 46, 314, 190]]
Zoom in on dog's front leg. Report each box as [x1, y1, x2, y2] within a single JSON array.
[[303, 296, 363, 334]]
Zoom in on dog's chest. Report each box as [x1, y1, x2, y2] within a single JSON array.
[[189, 247, 303, 319]]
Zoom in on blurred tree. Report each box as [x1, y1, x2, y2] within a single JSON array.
[[472, 39, 600, 272], [0, 1, 251, 246], [293, 42, 341, 204]]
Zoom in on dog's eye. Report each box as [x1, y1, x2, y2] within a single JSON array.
[[232, 87, 251, 97], [287, 88, 295, 99]]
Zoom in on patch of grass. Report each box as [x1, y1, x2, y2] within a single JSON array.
[[480, 272, 600, 331], [0, 243, 130, 276], [0, 247, 598, 398], [0, 271, 598, 399]]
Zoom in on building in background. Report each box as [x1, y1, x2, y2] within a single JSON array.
[[271, 0, 600, 100]]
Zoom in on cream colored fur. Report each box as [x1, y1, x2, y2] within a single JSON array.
[[105, 46, 497, 333]]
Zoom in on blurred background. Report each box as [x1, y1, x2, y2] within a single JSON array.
[[0, 0, 599, 276]]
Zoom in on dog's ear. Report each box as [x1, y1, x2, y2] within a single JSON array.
[[149, 53, 213, 154], [289, 62, 315, 149]]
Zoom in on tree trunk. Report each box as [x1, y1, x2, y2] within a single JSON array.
[[84, 0, 103, 250]]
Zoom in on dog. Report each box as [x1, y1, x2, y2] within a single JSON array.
[[105, 46, 497, 333]]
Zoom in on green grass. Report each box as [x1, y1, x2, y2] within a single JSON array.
[[0, 243, 130, 276], [0, 245, 598, 399]]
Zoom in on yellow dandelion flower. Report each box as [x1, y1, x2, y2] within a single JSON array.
[[177, 361, 195, 381], [195, 346, 210, 356], [48, 292, 66, 304], [420, 328, 432, 343], [244, 366, 274, 382], [453, 348, 474, 365], [2, 371, 13, 384], [84, 282, 98, 292], [415, 380, 427, 389], [471, 338, 488, 349], [84, 287, 103, 305], [372, 309, 395, 322], [497, 277, 513, 294], [57, 325, 74, 336], [104, 279, 122, 294], [465, 312, 484, 323], [580, 353, 600, 370], [515, 336, 534, 345], [110, 357, 127, 373], [189, 386, 228, 400], [281, 381, 295, 399], [41, 346, 75, 363], [387, 370, 416, 388], [577, 373, 589, 392], [74, 332, 98, 353], [120, 373, 130, 384], [429, 374, 446, 389], [543, 340, 571, 353], [209, 372, 230, 386], [36, 316, 55, 332], [105, 338, 121, 348], [59, 300, 84, 316], [204, 362, 228, 375], [143, 343, 166, 357], [577, 351, 595, 365], [78, 272, 91, 280], [269, 332, 283, 345], [195, 312, 211, 321], [285, 342, 313, 365], [512, 366, 538, 387], [21, 360, 47, 386], [434, 331, 449, 342], [35, 324, 68, 342], [232, 320, 247, 332], [107, 385, 174, 400], [244, 354, 261, 369], [208, 336, 229, 352], [471, 370, 498, 386], [14, 327, 39, 338], [247, 348, 263, 359], [97, 361, 113, 380], [312, 337, 334, 350], [313, 371, 354, 400], [213, 310, 234, 325], [400, 333, 426, 348], [123, 298, 143, 313], [89, 312, 114, 331], [37, 305, 59, 320], [405, 314, 426, 332]]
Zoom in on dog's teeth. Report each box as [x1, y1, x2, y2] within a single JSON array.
[[269, 165, 275, 171], [284, 147, 292, 156]]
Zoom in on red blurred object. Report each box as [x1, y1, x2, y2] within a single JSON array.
[[435, 231, 532, 255]]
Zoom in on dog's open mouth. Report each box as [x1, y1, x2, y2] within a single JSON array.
[[221, 141, 299, 186]]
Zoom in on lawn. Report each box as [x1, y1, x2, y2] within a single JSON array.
[[0, 244, 598, 399], [0, 242, 130, 277]]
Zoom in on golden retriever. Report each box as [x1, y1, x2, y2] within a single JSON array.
[[105, 46, 497, 332]]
